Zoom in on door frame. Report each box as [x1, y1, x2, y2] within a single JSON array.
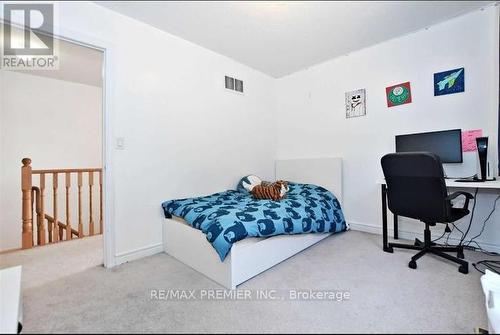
[[1, 14, 117, 266], [51, 27, 117, 268]]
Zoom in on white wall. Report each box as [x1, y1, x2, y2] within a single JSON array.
[[0, 71, 3, 244], [0, 71, 102, 251], [3, 2, 496, 260], [276, 7, 500, 250], [1, 2, 277, 259]]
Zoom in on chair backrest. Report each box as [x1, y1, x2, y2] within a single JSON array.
[[381, 152, 450, 222]]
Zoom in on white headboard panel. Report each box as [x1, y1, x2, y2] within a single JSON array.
[[275, 158, 343, 203]]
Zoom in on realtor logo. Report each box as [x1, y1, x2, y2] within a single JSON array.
[[4, 3, 54, 55], [2, 3, 58, 70]]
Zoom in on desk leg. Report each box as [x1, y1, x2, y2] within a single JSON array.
[[381, 184, 391, 252], [393, 214, 399, 240]]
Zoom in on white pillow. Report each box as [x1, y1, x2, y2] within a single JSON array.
[[237, 175, 262, 193]]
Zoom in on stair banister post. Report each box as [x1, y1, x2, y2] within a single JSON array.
[[21, 158, 33, 249]]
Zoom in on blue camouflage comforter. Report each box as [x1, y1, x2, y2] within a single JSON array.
[[162, 183, 347, 261]]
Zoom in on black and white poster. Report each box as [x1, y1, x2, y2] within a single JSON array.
[[345, 89, 366, 118]]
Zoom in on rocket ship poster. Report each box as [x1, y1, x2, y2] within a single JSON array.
[[434, 67, 465, 96]]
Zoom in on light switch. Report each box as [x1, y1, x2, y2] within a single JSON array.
[[116, 137, 125, 150]]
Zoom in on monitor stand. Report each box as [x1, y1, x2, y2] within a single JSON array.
[[455, 176, 485, 183], [455, 176, 497, 183]]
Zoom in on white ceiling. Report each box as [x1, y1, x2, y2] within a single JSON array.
[[98, 1, 494, 78]]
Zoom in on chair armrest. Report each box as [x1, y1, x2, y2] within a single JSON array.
[[446, 191, 474, 210]]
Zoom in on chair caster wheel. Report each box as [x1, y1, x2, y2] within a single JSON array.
[[457, 251, 465, 259], [459, 265, 468, 274], [408, 260, 417, 269]]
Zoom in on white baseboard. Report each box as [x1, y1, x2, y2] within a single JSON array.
[[114, 243, 163, 265], [348, 221, 384, 236], [112, 221, 498, 266], [348, 220, 500, 254]]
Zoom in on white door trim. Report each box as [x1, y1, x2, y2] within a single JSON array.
[[49, 25, 117, 268], [1, 11, 117, 267]]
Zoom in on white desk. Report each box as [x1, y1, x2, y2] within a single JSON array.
[[442, 179, 500, 189], [0, 266, 22, 334], [376, 179, 500, 252], [377, 179, 500, 189]]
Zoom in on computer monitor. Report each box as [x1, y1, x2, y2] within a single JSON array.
[[395, 129, 463, 163]]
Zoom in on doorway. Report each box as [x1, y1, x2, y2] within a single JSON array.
[[0, 27, 107, 282]]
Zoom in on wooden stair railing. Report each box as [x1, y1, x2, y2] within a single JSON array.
[[31, 186, 80, 245], [21, 158, 103, 249]]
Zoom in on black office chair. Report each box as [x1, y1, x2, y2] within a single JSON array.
[[380, 152, 474, 274]]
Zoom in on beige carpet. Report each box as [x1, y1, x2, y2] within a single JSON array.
[[4, 231, 495, 333], [0, 235, 103, 290]]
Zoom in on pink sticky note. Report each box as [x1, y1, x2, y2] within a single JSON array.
[[462, 129, 483, 152]]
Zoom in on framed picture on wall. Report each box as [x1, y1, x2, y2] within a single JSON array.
[[386, 82, 412, 107], [345, 89, 366, 118], [434, 67, 465, 96]]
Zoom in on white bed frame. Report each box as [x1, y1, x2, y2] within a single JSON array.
[[163, 157, 343, 289]]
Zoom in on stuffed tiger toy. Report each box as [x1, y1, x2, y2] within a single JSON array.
[[251, 180, 289, 201]]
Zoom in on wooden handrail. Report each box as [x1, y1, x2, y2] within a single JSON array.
[[32, 168, 102, 174], [32, 187, 80, 238], [45, 214, 80, 237], [21, 158, 102, 249]]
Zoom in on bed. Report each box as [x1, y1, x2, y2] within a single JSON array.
[[162, 157, 345, 289]]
